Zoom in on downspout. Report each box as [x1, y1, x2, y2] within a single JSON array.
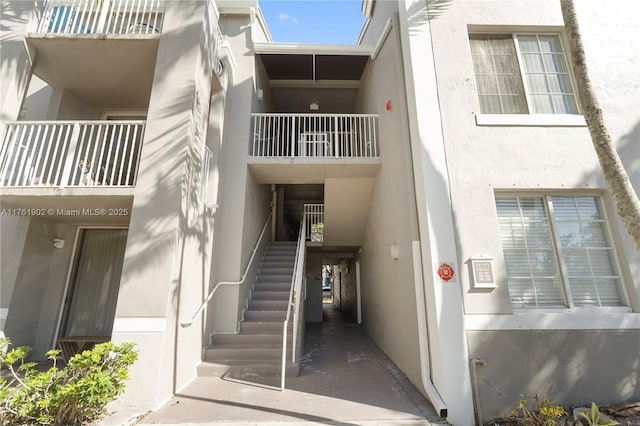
[[411, 243, 448, 418], [470, 358, 487, 426], [392, 10, 448, 417]]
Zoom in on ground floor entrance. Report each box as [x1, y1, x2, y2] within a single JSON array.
[[136, 304, 440, 424], [56, 228, 128, 359]]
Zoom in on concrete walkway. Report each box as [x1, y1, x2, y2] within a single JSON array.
[[133, 305, 445, 425]]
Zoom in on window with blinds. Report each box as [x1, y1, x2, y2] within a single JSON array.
[[496, 195, 626, 309], [470, 33, 578, 115]]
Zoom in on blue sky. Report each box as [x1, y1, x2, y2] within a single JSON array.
[[258, 1, 365, 45]]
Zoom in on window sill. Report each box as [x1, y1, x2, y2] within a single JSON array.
[[475, 114, 587, 127], [464, 308, 637, 331]]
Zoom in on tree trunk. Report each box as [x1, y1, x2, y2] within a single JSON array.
[[561, 0, 640, 252]]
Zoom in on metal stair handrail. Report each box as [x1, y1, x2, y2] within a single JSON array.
[[280, 217, 306, 390], [180, 212, 272, 328]]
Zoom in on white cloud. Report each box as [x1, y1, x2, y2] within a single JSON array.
[[278, 12, 299, 24]]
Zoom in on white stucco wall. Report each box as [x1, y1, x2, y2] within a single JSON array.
[[424, 0, 639, 319], [1, 217, 76, 359], [408, 0, 640, 421], [207, 13, 272, 335], [0, 215, 30, 337], [355, 3, 436, 417], [0, 1, 36, 122], [113, 0, 221, 409]]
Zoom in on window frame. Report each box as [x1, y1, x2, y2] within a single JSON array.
[[495, 192, 631, 312], [470, 31, 581, 118]]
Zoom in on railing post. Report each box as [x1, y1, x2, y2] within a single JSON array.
[[0, 124, 19, 186], [97, 0, 111, 32], [290, 115, 295, 158], [59, 123, 81, 187], [334, 115, 339, 158]]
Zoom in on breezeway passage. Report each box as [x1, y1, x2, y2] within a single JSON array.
[[132, 305, 444, 425]]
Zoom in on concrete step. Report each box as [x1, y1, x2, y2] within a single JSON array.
[[252, 290, 290, 300], [240, 321, 293, 334], [244, 310, 287, 321], [204, 344, 291, 361], [197, 361, 299, 378], [248, 300, 289, 311], [260, 261, 295, 269], [267, 243, 297, 248], [210, 333, 282, 345], [258, 268, 294, 276], [256, 275, 292, 283], [267, 241, 297, 247], [253, 282, 291, 292], [263, 252, 296, 258], [265, 248, 297, 255]]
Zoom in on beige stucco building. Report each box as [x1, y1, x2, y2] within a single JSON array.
[[1, 0, 638, 424]]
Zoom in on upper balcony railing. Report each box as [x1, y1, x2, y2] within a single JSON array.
[[304, 204, 324, 242], [251, 114, 379, 159], [0, 121, 144, 188], [36, 0, 165, 35]]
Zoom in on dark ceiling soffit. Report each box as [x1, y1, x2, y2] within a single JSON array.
[[259, 54, 369, 81]]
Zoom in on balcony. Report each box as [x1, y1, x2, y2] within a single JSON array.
[[36, 0, 165, 35], [0, 121, 144, 188], [248, 114, 381, 183], [26, 0, 166, 108], [251, 113, 378, 158]]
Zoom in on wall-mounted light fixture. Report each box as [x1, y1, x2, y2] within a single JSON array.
[[309, 102, 320, 111], [53, 239, 65, 249], [205, 203, 219, 215]]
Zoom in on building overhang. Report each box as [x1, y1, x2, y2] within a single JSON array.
[[248, 159, 381, 184], [253, 42, 372, 56], [26, 35, 159, 108], [255, 43, 371, 85]]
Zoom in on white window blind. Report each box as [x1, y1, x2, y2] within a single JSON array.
[[550, 196, 624, 306], [496, 195, 625, 308], [470, 33, 578, 115]]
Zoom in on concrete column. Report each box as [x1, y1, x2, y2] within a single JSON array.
[[111, 0, 218, 409], [398, 0, 475, 424]]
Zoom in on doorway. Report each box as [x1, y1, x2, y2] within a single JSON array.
[[322, 264, 333, 303], [275, 184, 324, 241], [59, 229, 128, 338]]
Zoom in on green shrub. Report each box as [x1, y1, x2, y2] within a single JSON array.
[[512, 394, 566, 426], [578, 403, 619, 426], [0, 338, 137, 425]]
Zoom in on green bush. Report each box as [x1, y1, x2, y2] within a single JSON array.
[[0, 338, 137, 425], [512, 394, 566, 426], [578, 403, 619, 426]]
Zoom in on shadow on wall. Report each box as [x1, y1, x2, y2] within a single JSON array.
[[406, 0, 453, 34], [470, 330, 640, 421], [613, 120, 640, 192], [399, 0, 640, 421], [0, 1, 38, 122], [467, 125, 640, 423]]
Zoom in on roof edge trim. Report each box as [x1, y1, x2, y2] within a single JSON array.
[[254, 42, 373, 56]]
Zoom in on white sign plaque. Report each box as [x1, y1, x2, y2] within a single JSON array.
[[469, 257, 497, 289]]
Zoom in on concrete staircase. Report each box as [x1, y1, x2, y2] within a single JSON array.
[[199, 241, 300, 379]]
